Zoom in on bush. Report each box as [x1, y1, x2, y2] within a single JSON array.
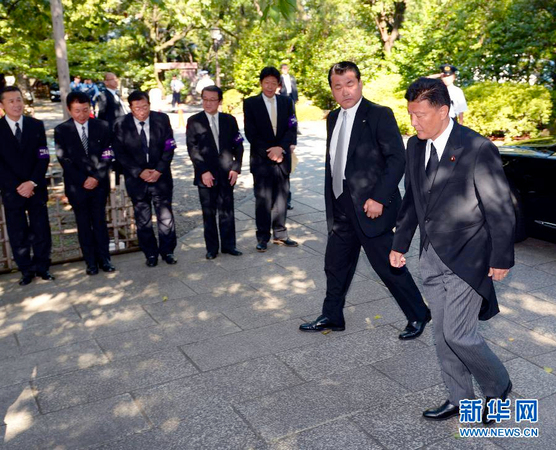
[[464, 82, 552, 138], [222, 89, 243, 115], [295, 96, 325, 122]]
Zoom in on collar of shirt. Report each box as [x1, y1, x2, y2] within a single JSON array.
[[5, 115, 23, 135], [204, 111, 219, 126], [329, 96, 363, 169], [107, 88, 119, 97], [133, 116, 150, 145], [73, 120, 89, 139], [426, 117, 454, 166]]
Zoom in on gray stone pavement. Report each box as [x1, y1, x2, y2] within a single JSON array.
[[1, 119, 556, 449]]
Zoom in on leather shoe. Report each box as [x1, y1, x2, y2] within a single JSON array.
[[483, 380, 512, 425], [36, 271, 55, 281], [256, 242, 267, 252], [222, 248, 242, 256], [399, 310, 431, 340], [146, 256, 158, 267], [423, 400, 459, 421], [287, 204, 294, 210], [299, 315, 345, 332], [86, 264, 99, 276], [273, 238, 298, 247], [163, 254, 178, 265], [100, 260, 116, 272], [18, 273, 34, 286], [206, 251, 217, 260]]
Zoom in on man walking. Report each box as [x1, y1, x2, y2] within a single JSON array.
[[390, 77, 514, 423], [300, 62, 430, 340]]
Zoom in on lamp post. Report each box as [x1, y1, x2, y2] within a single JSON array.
[[210, 26, 223, 87]]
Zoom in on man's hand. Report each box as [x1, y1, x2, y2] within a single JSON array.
[[488, 267, 509, 281], [389, 250, 406, 268], [290, 145, 296, 152], [228, 170, 238, 186], [16, 181, 35, 198], [363, 199, 383, 219], [147, 170, 162, 183], [266, 146, 284, 163], [201, 171, 215, 187], [83, 177, 99, 190], [140, 169, 153, 181]]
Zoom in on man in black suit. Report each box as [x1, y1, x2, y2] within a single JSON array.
[[279, 64, 298, 104], [300, 62, 430, 340], [55, 92, 116, 275], [112, 90, 177, 267], [186, 86, 244, 260], [0, 86, 54, 285], [390, 78, 514, 422], [244, 66, 298, 252], [97, 73, 127, 128]]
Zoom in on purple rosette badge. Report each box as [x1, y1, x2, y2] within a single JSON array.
[[164, 138, 176, 152], [233, 132, 244, 144], [38, 147, 50, 159], [101, 148, 115, 160], [288, 115, 298, 128]]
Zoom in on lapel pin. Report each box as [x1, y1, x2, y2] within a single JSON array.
[[450, 156, 456, 162]]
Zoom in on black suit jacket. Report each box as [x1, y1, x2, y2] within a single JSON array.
[[325, 98, 405, 238], [244, 93, 297, 176], [55, 118, 112, 205], [186, 112, 244, 187], [279, 74, 298, 103], [112, 112, 175, 201], [97, 90, 126, 127], [0, 116, 49, 208], [392, 122, 515, 320]]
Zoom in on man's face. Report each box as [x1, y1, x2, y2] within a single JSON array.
[[104, 74, 119, 90], [201, 91, 221, 115], [261, 76, 279, 98], [281, 65, 289, 75], [407, 99, 449, 141], [68, 101, 91, 125], [330, 71, 363, 110], [0, 91, 24, 121], [130, 98, 150, 122], [441, 74, 455, 86]]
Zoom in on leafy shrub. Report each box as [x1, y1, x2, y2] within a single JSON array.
[[222, 89, 244, 115], [464, 82, 552, 138]]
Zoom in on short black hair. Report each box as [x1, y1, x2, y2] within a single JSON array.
[[405, 77, 450, 108], [202, 85, 223, 101], [259, 67, 281, 83], [0, 86, 22, 102], [328, 61, 361, 86], [128, 90, 150, 106], [66, 91, 91, 108]]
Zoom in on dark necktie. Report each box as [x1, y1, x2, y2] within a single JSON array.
[[15, 122, 22, 144], [81, 126, 88, 155], [426, 143, 439, 180], [139, 121, 149, 156]]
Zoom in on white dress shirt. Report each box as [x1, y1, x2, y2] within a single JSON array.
[[329, 96, 363, 178], [205, 111, 220, 150], [425, 117, 454, 167], [74, 120, 89, 141], [262, 94, 277, 121], [282, 74, 292, 94], [5, 115, 23, 135]]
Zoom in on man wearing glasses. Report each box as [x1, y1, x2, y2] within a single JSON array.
[[112, 91, 178, 267], [186, 86, 244, 259]]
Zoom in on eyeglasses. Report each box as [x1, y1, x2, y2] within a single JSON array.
[[202, 98, 220, 102]]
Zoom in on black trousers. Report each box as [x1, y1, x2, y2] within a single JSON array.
[[198, 181, 236, 253], [172, 92, 181, 107], [322, 189, 428, 325], [253, 166, 289, 243], [71, 190, 110, 266], [132, 186, 176, 259], [4, 195, 52, 275]]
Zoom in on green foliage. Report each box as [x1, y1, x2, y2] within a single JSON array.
[[222, 88, 244, 114], [464, 82, 552, 138], [295, 96, 325, 122]]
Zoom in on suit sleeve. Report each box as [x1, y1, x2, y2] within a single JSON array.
[[154, 114, 175, 174], [93, 122, 112, 181], [392, 156, 419, 254], [243, 99, 271, 158], [30, 120, 50, 186], [55, 126, 88, 187], [474, 141, 515, 269], [112, 118, 144, 178], [186, 118, 210, 175], [278, 97, 297, 152], [370, 107, 406, 206], [97, 92, 107, 120], [230, 116, 244, 173]]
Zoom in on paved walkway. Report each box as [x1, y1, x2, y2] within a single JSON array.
[[1, 120, 556, 449]]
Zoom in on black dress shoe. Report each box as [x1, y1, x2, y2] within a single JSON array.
[[256, 242, 267, 252], [163, 254, 178, 265], [287, 204, 294, 210], [36, 271, 55, 281], [222, 248, 242, 256], [483, 380, 512, 425], [86, 265, 99, 276], [206, 251, 217, 260], [273, 238, 298, 247], [423, 400, 459, 421], [100, 260, 116, 272], [19, 273, 35, 286], [399, 311, 431, 340], [299, 315, 345, 332], [146, 256, 158, 267]]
